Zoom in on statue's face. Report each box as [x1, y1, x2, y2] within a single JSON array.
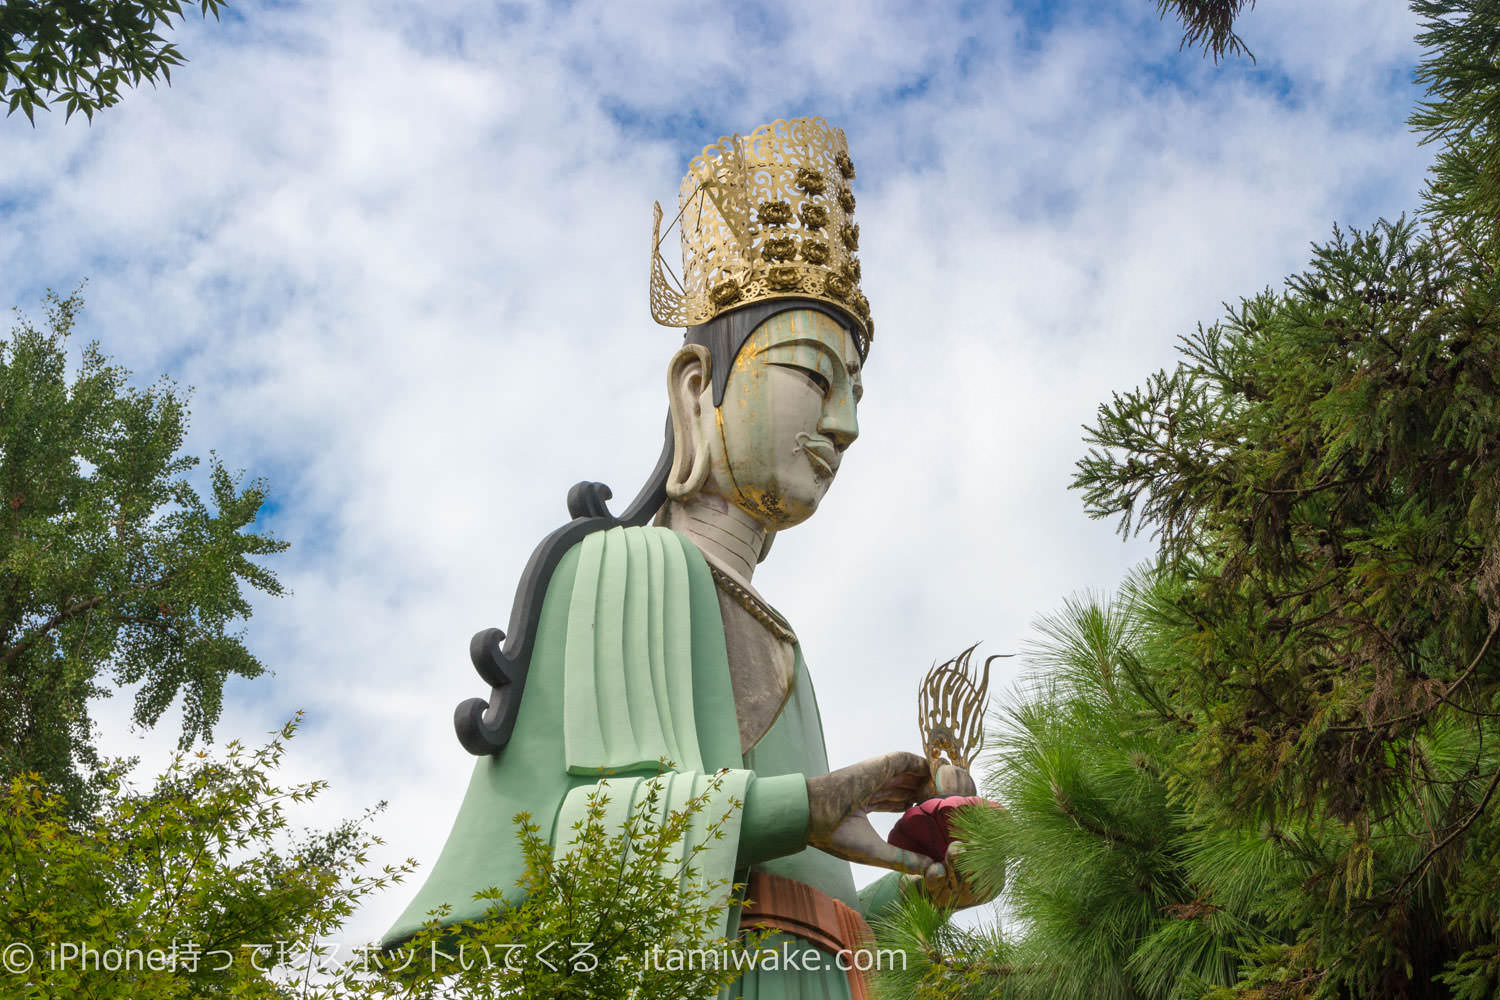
[[705, 309, 862, 529]]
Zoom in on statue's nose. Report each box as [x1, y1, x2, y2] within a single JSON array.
[[820, 400, 859, 452]]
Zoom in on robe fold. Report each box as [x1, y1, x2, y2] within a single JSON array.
[[385, 525, 903, 998]]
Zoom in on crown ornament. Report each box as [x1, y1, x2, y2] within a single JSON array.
[[650, 116, 873, 348]]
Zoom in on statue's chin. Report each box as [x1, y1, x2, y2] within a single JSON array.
[[702, 461, 835, 531], [741, 486, 828, 531]]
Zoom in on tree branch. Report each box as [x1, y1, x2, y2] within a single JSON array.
[[0, 594, 106, 669], [1328, 621, 1498, 733], [1388, 759, 1500, 902]]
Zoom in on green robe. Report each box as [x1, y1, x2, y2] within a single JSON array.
[[385, 525, 902, 996]]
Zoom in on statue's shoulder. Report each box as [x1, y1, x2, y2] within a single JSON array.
[[553, 521, 734, 776], [561, 524, 712, 590], [455, 521, 711, 758]]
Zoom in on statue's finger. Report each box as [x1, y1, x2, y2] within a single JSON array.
[[875, 754, 935, 808], [827, 816, 936, 876], [839, 754, 927, 812], [866, 779, 925, 812], [881, 751, 932, 782]]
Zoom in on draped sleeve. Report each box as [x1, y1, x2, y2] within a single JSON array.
[[383, 526, 809, 945]]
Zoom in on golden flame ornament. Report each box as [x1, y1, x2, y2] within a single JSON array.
[[919, 643, 1002, 772]]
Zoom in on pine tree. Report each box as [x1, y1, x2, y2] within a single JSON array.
[[877, 579, 1299, 1000], [877, 1, 1500, 996]]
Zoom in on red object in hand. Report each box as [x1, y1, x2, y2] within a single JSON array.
[[887, 795, 989, 860]]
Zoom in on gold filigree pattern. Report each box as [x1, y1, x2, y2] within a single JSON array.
[[918, 643, 1001, 772], [649, 116, 872, 348]]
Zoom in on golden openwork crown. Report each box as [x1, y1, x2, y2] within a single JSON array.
[[650, 117, 873, 346]]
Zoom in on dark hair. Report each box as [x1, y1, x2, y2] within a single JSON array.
[[454, 298, 861, 756]]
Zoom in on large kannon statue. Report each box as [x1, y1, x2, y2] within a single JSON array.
[[385, 116, 988, 998]]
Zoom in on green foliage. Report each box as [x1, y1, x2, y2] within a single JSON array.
[[881, 577, 1500, 1000], [871, 884, 1017, 1000], [1076, 209, 1500, 826], [0, 719, 746, 1000], [878, 3, 1500, 996], [0, 287, 286, 812], [0, 714, 406, 1000], [1059, 3, 1500, 994], [995, 584, 1226, 1000], [878, 580, 1277, 1000], [328, 770, 755, 1000], [1, 0, 226, 123], [1411, 0, 1500, 235]]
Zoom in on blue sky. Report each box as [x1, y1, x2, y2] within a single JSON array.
[[1, 0, 1435, 947]]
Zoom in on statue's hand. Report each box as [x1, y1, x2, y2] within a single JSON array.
[[806, 751, 949, 874], [905, 768, 994, 909], [903, 841, 999, 910], [900, 839, 996, 911]]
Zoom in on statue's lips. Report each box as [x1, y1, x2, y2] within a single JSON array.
[[799, 436, 838, 479]]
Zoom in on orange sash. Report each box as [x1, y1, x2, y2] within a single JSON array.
[[740, 870, 876, 999]]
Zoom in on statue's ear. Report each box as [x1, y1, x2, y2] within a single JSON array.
[[665, 343, 713, 501]]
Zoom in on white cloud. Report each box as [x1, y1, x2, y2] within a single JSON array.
[[2, 0, 1431, 947]]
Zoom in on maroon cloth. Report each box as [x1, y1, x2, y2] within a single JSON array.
[[886, 795, 989, 860]]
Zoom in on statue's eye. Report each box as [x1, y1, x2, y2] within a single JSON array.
[[769, 362, 831, 397]]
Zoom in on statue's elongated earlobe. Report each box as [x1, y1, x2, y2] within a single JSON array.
[[666, 344, 713, 501]]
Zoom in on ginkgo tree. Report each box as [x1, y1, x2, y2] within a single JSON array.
[[0, 288, 286, 814]]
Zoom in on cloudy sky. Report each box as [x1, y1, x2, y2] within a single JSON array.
[[3, 0, 1433, 947]]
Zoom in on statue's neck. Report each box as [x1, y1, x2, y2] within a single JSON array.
[[666, 492, 767, 593]]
